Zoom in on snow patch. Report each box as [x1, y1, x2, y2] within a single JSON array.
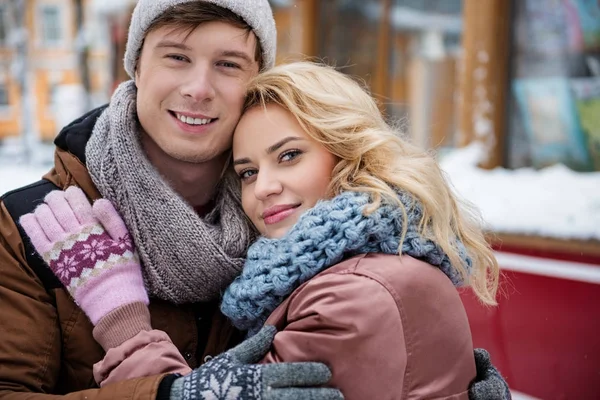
[[91, 0, 136, 15], [441, 143, 600, 240], [0, 163, 50, 195], [51, 84, 88, 133]]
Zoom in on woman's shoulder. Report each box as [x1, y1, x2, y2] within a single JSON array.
[[287, 254, 399, 309], [319, 253, 458, 295], [301, 253, 470, 338], [286, 252, 464, 321]]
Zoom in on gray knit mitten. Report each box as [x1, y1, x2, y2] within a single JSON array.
[[169, 325, 343, 400], [469, 349, 512, 400]]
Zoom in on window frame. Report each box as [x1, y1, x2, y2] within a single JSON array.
[[0, 4, 9, 46], [37, 3, 66, 48], [0, 80, 11, 117]]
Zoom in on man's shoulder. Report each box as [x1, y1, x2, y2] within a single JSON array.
[[1, 179, 63, 290], [1, 179, 59, 211], [54, 104, 108, 163]]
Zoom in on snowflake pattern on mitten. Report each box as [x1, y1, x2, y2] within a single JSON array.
[[44, 223, 137, 291], [180, 353, 261, 400]]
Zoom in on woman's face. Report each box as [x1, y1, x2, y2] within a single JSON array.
[[233, 104, 338, 239]]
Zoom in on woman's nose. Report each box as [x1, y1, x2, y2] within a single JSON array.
[[254, 171, 283, 200]]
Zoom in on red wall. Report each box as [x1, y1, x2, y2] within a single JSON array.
[[462, 261, 600, 399]]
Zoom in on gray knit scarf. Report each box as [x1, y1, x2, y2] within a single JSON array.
[[86, 80, 254, 304]]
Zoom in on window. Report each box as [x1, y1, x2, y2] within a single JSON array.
[[387, 0, 463, 150], [40, 5, 62, 46], [48, 83, 58, 106], [0, 6, 8, 45], [507, 0, 600, 171], [315, 0, 463, 150], [0, 84, 9, 106]]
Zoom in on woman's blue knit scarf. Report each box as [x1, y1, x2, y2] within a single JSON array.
[[221, 190, 471, 336]]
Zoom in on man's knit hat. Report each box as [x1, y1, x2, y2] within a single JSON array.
[[124, 0, 277, 79]]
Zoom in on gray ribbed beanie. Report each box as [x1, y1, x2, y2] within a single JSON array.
[[124, 0, 276, 78]]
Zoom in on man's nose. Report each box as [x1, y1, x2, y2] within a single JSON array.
[[254, 171, 283, 200], [180, 64, 216, 102]]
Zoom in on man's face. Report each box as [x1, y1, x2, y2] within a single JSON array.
[[135, 22, 260, 164]]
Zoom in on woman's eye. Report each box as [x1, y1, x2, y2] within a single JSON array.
[[279, 150, 302, 162], [239, 169, 257, 180]]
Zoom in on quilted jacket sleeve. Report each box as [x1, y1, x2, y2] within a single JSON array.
[[261, 271, 409, 400]]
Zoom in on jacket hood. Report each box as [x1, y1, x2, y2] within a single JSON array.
[[54, 105, 108, 164]]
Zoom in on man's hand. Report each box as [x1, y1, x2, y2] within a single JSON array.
[[469, 348, 511, 400], [19, 186, 148, 325], [168, 325, 343, 400]]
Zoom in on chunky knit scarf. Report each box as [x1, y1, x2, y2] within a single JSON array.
[[221, 190, 471, 336], [85, 80, 254, 304]]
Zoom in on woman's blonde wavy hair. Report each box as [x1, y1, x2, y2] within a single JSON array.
[[241, 62, 499, 305]]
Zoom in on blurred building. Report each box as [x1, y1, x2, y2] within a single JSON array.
[[0, 0, 115, 141], [98, 0, 600, 174], [269, 0, 600, 174], [2, 0, 599, 174]]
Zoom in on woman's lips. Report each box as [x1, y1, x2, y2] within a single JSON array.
[[262, 204, 300, 225]]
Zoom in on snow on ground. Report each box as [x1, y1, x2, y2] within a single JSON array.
[[0, 139, 53, 195], [511, 391, 541, 400], [440, 143, 600, 241], [0, 162, 50, 195]]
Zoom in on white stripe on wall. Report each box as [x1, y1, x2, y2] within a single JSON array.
[[495, 251, 600, 284], [511, 390, 541, 400]]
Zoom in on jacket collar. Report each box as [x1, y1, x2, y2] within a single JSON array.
[[54, 104, 108, 164]]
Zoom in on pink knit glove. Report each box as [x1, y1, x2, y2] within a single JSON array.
[[19, 186, 149, 325]]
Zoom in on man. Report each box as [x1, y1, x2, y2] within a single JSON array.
[[0, 1, 341, 399]]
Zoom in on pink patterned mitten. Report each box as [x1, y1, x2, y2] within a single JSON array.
[[19, 186, 148, 325]]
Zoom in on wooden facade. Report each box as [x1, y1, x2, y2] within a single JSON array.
[[0, 0, 110, 141], [271, 0, 465, 152]]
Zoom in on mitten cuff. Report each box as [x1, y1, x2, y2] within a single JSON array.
[[93, 302, 153, 350], [156, 374, 180, 400], [168, 374, 185, 400]]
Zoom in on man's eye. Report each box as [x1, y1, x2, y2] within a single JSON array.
[[218, 61, 240, 69], [167, 54, 188, 62]]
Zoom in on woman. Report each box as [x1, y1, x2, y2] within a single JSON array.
[[20, 62, 506, 399]]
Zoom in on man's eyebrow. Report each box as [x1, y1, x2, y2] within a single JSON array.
[[220, 50, 254, 64], [233, 137, 304, 166], [154, 40, 192, 51]]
